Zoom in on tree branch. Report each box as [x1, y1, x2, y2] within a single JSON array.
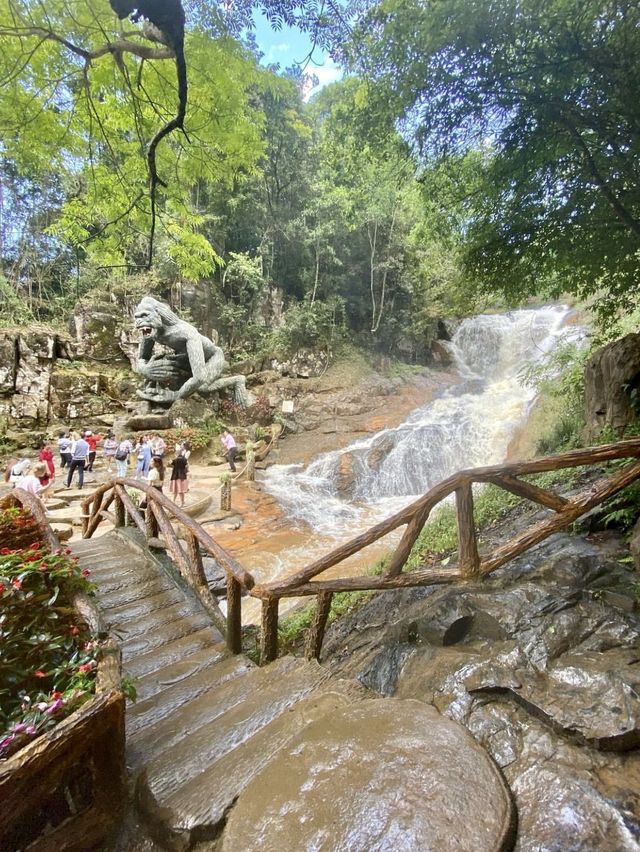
[[0, 26, 174, 62]]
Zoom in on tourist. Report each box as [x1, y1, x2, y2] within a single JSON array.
[[38, 440, 55, 484], [58, 431, 72, 469], [6, 458, 31, 485], [169, 450, 189, 508], [148, 456, 165, 491], [221, 429, 237, 472], [115, 436, 133, 478], [84, 430, 102, 472], [15, 462, 48, 503], [102, 432, 118, 473], [66, 432, 89, 489], [175, 440, 191, 460], [150, 433, 166, 459], [135, 436, 152, 478]]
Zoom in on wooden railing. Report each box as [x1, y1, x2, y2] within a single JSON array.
[[82, 479, 255, 653], [81, 439, 640, 665]]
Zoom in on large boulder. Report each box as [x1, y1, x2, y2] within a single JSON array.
[[584, 333, 640, 440], [222, 699, 515, 852]]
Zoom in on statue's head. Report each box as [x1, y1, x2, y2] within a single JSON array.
[[134, 297, 178, 339]]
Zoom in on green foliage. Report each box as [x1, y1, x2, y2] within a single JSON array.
[[274, 297, 346, 354], [162, 425, 215, 453], [601, 483, 640, 532], [347, 0, 640, 315], [519, 341, 588, 454], [0, 523, 99, 759]]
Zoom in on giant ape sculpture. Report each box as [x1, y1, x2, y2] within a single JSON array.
[[133, 296, 249, 406]]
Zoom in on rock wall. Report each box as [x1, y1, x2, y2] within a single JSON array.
[[0, 327, 138, 433], [584, 333, 640, 440]]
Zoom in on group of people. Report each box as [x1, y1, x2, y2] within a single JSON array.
[[6, 426, 239, 509]]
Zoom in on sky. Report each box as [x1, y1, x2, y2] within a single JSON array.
[[251, 12, 343, 99]]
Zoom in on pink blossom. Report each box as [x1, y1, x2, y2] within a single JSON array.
[[46, 699, 63, 714]]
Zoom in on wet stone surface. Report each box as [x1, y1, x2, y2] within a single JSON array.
[[222, 699, 516, 852], [322, 530, 640, 850]]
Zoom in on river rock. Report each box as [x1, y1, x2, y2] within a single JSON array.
[[584, 332, 640, 440], [222, 699, 515, 852]]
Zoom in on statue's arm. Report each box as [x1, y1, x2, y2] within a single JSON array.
[[136, 336, 155, 372], [173, 337, 208, 399]]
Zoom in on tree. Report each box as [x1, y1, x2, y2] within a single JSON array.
[[348, 0, 640, 317], [0, 0, 268, 279]]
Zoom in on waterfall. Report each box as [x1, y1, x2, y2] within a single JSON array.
[[262, 305, 584, 535]]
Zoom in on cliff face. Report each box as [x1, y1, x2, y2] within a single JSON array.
[[0, 326, 137, 433]]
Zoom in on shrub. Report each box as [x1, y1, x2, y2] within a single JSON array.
[[0, 524, 99, 759]]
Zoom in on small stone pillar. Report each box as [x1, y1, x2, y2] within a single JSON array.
[[220, 473, 232, 511]]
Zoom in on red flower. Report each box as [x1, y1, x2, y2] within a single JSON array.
[[11, 578, 22, 590], [82, 569, 90, 577], [64, 548, 72, 555], [34, 670, 47, 678], [50, 691, 62, 700], [0, 583, 5, 593], [29, 542, 41, 551], [0, 547, 11, 554], [78, 662, 95, 674], [39, 562, 48, 572]]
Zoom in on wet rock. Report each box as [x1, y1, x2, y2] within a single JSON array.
[[323, 530, 640, 849], [584, 332, 640, 441], [222, 700, 516, 852], [512, 764, 639, 851], [356, 643, 415, 696]]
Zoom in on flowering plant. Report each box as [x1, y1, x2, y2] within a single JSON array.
[[0, 540, 99, 760], [0, 506, 41, 550]]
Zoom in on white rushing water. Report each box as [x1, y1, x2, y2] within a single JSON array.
[[261, 305, 584, 537]]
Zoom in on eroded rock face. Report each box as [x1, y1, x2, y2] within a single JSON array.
[[584, 333, 640, 440], [222, 699, 516, 852], [322, 530, 640, 850]]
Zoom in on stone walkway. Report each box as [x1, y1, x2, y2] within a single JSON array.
[[72, 530, 516, 850]]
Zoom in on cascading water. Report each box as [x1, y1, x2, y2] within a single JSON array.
[[262, 305, 584, 535]]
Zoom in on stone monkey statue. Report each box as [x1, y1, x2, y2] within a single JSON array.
[[133, 296, 249, 407]]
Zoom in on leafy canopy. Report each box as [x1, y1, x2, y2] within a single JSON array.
[[348, 0, 640, 319]]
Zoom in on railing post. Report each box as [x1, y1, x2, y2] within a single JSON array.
[[145, 502, 159, 541], [186, 531, 205, 582], [456, 481, 480, 578], [114, 493, 125, 528], [220, 474, 232, 511], [226, 575, 243, 655], [245, 441, 255, 482], [305, 591, 333, 661], [81, 493, 94, 537], [260, 597, 279, 665]]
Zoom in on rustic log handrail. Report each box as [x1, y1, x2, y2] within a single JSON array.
[[79, 439, 640, 665], [81, 477, 254, 652]]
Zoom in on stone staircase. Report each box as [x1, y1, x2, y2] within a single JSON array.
[[71, 532, 515, 851], [70, 533, 365, 849]]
